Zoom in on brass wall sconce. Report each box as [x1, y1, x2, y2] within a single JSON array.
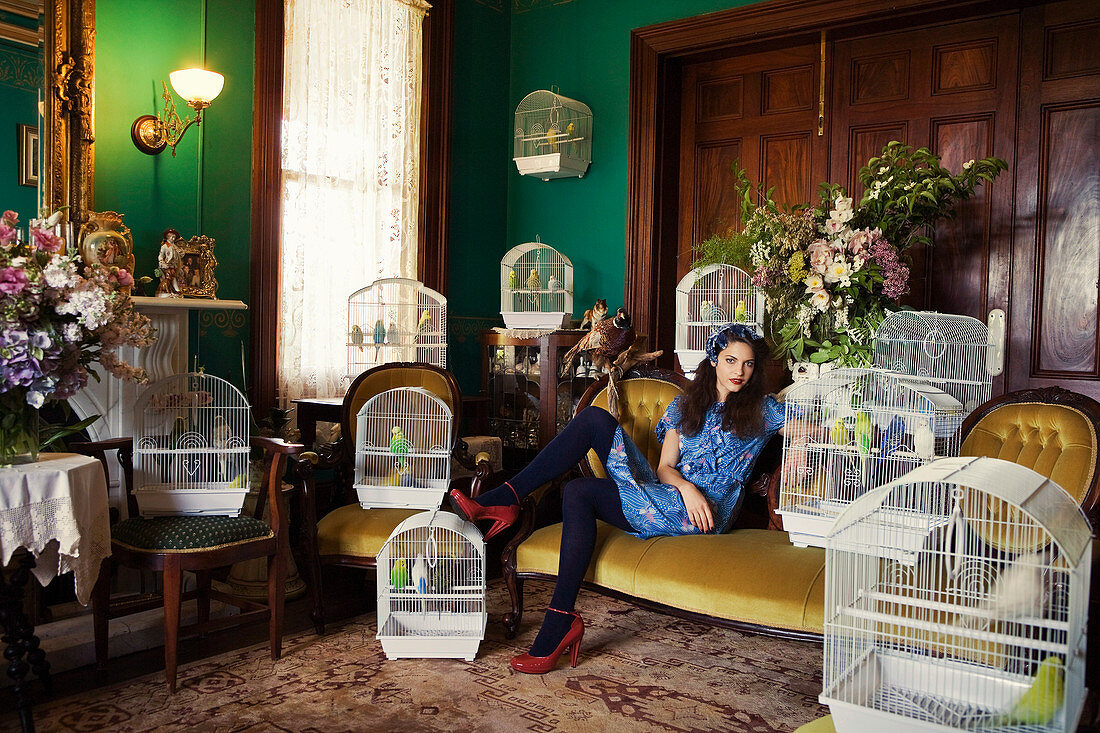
[[131, 68, 224, 157]]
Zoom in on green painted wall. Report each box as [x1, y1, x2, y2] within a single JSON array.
[[95, 0, 254, 390], [0, 38, 41, 224]]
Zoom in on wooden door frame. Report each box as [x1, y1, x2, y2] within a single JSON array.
[[625, 0, 1026, 358]]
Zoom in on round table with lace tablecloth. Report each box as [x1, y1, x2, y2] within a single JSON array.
[[1, 452, 111, 733]]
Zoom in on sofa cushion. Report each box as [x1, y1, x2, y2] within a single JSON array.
[[316, 505, 420, 558], [517, 522, 826, 633], [112, 515, 272, 553]]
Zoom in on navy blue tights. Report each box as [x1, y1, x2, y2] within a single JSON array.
[[474, 407, 634, 656]]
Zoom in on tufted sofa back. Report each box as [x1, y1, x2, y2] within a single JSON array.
[[577, 371, 689, 479], [959, 388, 1100, 518]]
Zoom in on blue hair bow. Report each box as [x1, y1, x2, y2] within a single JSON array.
[[705, 323, 762, 365]]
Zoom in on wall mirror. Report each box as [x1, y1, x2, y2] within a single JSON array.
[[2, 0, 95, 225]]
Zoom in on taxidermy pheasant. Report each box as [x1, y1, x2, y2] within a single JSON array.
[[559, 307, 662, 418]]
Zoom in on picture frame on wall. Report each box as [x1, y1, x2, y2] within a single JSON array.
[[178, 234, 219, 299], [18, 124, 38, 188]]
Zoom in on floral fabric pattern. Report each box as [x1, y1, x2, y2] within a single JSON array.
[[606, 395, 785, 539]]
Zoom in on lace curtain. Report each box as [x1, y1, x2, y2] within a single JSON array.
[[277, 0, 429, 403]]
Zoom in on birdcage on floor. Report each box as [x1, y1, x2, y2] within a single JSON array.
[[874, 310, 1006, 417], [513, 89, 592, 181], [778, 368, 965, 549], [376, 509, 486, 660], [354, 386, 453, 509], [821, 456, 1092, 733], [347, 277, 447, 377], [674, 264, 763, 375], [132, 372, 252, 517], [500, 239, 573, 330]]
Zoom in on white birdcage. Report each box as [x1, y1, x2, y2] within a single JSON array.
[[354, 387, 453, 509], [499, 240, 573, 330], [132, 372, 252, 517], [347, 277, 447, 377], [874, 310, 1006, 417], [376, 509, 486, 660], [513, 89, 592, 181], [822, 456, 1092, 733], [778, 368, 966, 549], [674, 264, 763, 375]]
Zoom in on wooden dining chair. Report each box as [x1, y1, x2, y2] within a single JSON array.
[[74, 435, 304, 693]]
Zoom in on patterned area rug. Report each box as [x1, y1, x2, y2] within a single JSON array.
[[29, 581, 827, 732]]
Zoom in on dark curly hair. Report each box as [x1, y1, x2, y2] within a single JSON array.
[[677, 333, 769, 438]]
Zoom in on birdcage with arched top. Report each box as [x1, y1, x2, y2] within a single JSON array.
[[821, 456, 1092, 733], [376, 509, 486, 660], [132, 372, 252, 517], [354, 387, 453, 509], [874, 310, 1006, 417], [347, 277, 447, 377], [674, 264, 763, 375], [778, 368, 966, 549], [500, 239, 573, 330], [513, 89, 592, 181]]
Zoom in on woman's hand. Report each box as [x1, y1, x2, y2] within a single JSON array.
[[676, 482, 714, 533]]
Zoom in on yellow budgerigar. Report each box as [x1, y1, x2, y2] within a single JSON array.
[[1006, 655, 1065, 726]]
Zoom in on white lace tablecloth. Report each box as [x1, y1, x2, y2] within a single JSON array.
[[0, 453, 111, 605]]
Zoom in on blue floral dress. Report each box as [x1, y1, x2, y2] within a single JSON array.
[[605, 395, 786, 539]]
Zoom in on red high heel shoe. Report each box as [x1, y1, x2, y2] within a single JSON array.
[[510, 608, 584, 674], [447, 489, 519, 541]]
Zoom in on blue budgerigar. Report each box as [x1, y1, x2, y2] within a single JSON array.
[[373, 319, 386, 359], [411, 553, 429, 594]]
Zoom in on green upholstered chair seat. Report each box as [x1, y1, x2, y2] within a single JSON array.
[[111, 515, 273, 553], [516, 521, 827, 633], [316, 505, 420, 558]]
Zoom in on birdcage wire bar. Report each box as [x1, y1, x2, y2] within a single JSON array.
[[354, 387, 453, 510], [133, 372, 252, 517], [821, 457, 1091, 733], [376, 510, 487, 660], [674, 264, 764, 374], [500, 241, 573, 329], [874, 311, 997, 418], [347, 277, 447, 378], [778, 368, 966, 549]]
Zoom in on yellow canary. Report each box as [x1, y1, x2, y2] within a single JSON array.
[[526, 269, 541, 290]]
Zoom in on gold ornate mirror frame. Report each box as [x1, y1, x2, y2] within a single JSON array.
[[43, 0, 94, 224]]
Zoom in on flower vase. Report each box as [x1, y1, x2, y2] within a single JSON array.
[[0, 402, 41, 466]]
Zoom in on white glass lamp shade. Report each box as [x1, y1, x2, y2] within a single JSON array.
[[169, 68, 224, 105]]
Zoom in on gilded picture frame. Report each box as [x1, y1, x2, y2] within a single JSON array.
[[178, 234, 218, 298], [18, 123, 38, 187]]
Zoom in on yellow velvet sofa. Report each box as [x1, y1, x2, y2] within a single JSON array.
[[499, 382, 1100, 644]]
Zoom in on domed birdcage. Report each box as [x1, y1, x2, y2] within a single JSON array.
[[353, 386, 453, 509], [874, 310, 1005, 418], [674, 264, 763, 375], [132, 372, 252, 517], [347, 277, 447, 378], [513, 89, 592, 181], [376, 509, 486, 660], [778, 368, 965, 549], [822, 456, 1092, 733], [499, 239, 573, 330]]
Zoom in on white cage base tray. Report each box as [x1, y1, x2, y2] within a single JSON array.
[[514, 152, 589, 180], [356, 480, 448, 510], [377, 610, 486, 660], [822, 646, 1079, 733], [675, 349, 706, 375], [501, 311, 568, 330], [780, 502, 947, 562], [134, 485, 248, 517]]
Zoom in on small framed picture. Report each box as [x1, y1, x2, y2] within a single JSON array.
[[177, 234, 219, 299], [18, 124, 38, 188]]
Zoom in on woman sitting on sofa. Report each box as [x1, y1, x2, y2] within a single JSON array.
[[449, 323, 789, 674]]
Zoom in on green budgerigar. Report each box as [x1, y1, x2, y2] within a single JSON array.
[[733, 299, 748, 323], [390, 425, 409, 471], [390, 558, 409, 591], [508, 268, 517, 291], [853, 411, 873, 455], [1006, 655, 1065, 726]]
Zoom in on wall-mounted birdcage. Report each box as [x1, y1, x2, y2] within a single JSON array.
[[513, 89, 592, 181], [500, 239, 573, 330], [778, 368, 965, 549], [376, 510, 486, 660], [674, 264, 763, 375], [354, 387, 453, 509], [132, 372, 252, 517], [347, 277, 447, 377], [874, 310, 1006, 417], [822, 456, 1092, 733]]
